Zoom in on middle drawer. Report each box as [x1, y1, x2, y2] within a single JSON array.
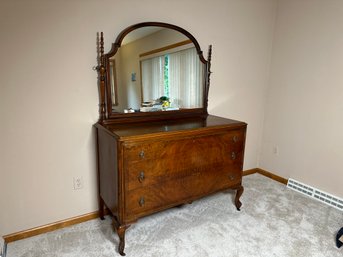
[[125, 164, 241, 218], [125, 151, 243, 191]]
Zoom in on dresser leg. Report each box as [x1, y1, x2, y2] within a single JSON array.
[[234, 185, 244, 211], [113, 218, 130, 256]]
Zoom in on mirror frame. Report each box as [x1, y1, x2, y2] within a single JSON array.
[[97, 22, 212, 124]]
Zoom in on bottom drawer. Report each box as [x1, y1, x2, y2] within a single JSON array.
[[125, 167, 241, 217]]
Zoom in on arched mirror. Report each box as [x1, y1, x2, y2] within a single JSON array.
[[97, 22, 211, 123]]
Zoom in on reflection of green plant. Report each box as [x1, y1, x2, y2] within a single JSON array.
[[159, 96, 169, 102], [159, 96, 170, 109]]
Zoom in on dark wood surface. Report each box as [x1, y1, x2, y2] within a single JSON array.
[[98, 115, 246, 138], [95, 115, 247, 255]]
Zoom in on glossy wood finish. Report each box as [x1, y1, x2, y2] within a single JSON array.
[[95, 115, 247, 255]]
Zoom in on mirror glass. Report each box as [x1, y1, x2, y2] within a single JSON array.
[[108, 26, 204, 113]]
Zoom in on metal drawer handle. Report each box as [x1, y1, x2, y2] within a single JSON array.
[[138, 171, 145, 183], [139, 197, 145, 207], [139, 150, 145, 159], [228, 175, 235, 181], [231, 152, 236, 160], [233, 135, 238, 143]]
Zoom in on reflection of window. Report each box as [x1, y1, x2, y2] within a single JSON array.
[[141, 47, 203, 108]]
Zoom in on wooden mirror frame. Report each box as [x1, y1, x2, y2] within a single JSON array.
[[97, 22, 212, 124]]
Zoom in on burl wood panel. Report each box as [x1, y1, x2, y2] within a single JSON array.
[[125, 163, 241, 218], [124, 130, 245, 191]]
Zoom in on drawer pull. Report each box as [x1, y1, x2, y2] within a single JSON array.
[[233, 135, 238, 142], [138, 171, 145, 183], [139, 197, 145, 207], [228, 175, 235, 181], [139, 150, 145, 159], [231, 152, 236, 160]]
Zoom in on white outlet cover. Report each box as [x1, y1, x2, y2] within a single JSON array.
[[73, 177, 83, 190]]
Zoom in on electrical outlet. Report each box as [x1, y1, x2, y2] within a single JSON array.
[[273, 146, 279, 156], [73, 177, 83, 190]]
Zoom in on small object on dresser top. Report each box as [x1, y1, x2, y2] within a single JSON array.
[[140, 106, 180, 112], [141, 101, 154, 107], [123, 108, 135, 113]]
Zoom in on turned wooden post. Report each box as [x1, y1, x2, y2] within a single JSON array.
[[98, 32, 106, 122]]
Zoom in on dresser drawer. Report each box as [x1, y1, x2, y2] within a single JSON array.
[[126, 150, 244, 191], [125, 165, 241, 217], [123, 129, 245, 163], [124, 129, 245, 191]]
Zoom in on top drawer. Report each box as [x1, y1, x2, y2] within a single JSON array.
[[123, 128, 245, 163]]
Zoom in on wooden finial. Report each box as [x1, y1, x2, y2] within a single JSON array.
[[204, 45, 212, 112], [100, 32, 104, 61], [207, 44, 212, 73], [98, 32, 106, 122]]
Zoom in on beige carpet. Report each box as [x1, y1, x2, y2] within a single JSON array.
[[7, 174, 343, 257]]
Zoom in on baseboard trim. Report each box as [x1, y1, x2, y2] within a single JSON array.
[[3, 210, 106, 243], [242, 168, 258, 176], [243, 168, 288, 185], [4, 168, 287, 243]]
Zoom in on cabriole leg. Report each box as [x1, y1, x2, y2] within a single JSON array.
[[112, 218, 130, 256], [234, 185, 244, 211]]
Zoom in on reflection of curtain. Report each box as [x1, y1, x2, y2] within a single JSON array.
[[141, 47, 203, 107], [169, 47, 203, 108], [141, 56, 165, 102], [109, 60, 116, 105]]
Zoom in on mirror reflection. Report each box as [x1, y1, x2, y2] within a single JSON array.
[[109, 27, 204, 113]]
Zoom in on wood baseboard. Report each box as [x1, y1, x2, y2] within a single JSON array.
[[242, 168, 258, 176], [4, 168, 287, 244], [243, 168, 288, 185], [3, 210, 108, 243]]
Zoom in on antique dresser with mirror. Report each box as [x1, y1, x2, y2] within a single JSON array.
[[94, 22, 247, 256]]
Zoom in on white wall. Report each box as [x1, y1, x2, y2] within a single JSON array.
[[260, 0, 343, 198], [0, 0, 276, 235]]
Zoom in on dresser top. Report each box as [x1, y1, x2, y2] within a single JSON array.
[[96, 115, 247, 140]]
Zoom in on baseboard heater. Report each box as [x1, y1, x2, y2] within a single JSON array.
[[287, 178, 343, 211]]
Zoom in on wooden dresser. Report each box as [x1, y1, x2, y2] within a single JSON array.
[[94, 22, 247, 255], [95, 115, 246, 255]]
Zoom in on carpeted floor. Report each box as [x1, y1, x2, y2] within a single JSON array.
[[7, 174, 343, 257]]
